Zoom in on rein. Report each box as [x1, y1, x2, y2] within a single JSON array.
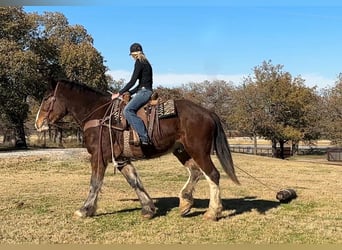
[[81, 100, 114, 126], [47, 82, 122, 173], [93, 100, 123, 174], [45, 82, 60, 123], [83, 98, 124, 175]]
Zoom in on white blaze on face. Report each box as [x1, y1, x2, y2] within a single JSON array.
[[35, 102, 49, 132]]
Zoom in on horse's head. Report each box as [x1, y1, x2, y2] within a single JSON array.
[[35, 81, 68, 132]]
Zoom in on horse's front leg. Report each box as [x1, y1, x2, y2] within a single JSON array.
[[74, 158, 107, 218], [119, 163, 156, 219], [179, 160, 203, 216], [172, 144, 203, 216]]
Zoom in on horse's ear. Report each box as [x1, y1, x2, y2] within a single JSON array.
[[47, 78, 58, 91], [46, 78, 58, 92]]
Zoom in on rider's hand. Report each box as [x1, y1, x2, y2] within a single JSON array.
[[111, 93, 120, 100]]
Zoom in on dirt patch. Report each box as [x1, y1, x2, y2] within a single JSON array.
[[0, 148, 89, 162]]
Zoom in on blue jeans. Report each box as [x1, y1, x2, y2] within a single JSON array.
[[123, 88, 152, 143]]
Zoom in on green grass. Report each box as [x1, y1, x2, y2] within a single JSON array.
[[0, 151, 341, 244]]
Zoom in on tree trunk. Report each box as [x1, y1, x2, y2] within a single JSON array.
[[279, 140, 285, 159], [77, 128, 83, 144], [271, 139, 277, 158], [14, 122, 27, 148], [58, 127, 63, 147], [253, 133, 257, 155], [42, 131, 47, 147], [53, 127, 58, 143], [292, 141, 299, 155]]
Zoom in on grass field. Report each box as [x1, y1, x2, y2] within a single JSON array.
[[0, 150, 341, 244]]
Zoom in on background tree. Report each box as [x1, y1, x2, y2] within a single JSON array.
[[108, 77, 124, 93], [231, 80, 264, 154], [34, 11, 107, 91], [154, 86, 184, 100], [0, 7, 41, 147], [180, 80, 235, 130], [320, 74, 342, 145], [232, 60, 320, 158], [60, 42, 107, 90], [0, 7, 109, 148]]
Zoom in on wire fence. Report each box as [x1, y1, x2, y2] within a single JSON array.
[[1, 127, 341, 162]]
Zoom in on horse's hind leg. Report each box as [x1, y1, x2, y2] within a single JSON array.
[[197, 155, 223, 221], [173, 143, 203, 216], [119, 163, 156, 219], [74, 159, 107, 218]]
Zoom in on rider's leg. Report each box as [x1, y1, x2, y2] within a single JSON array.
[[123, 88, 152, 144]]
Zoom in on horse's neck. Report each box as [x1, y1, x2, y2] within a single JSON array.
[[62, 89, 109, 127]]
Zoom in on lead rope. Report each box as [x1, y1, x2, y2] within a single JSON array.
[[108, 99, 119, 174], [234, 165, 278, 192], [234, 164, 297, 203], [94, 99, 119, 178]]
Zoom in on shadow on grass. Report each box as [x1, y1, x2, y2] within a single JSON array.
[[154, 196, 280, 219], [96, 196, 280, 219]]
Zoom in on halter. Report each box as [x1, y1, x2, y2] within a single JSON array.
[[44, 82, 60, 124]]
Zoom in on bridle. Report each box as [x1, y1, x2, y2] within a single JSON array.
[[44, 82, 60, 124], [43, 81, 119, 129], [41, 82, 123, 173]]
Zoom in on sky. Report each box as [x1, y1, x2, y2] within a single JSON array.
[[18, 1, 342, 89]]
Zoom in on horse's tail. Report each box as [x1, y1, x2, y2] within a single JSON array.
[[211, 113, 240, 185]]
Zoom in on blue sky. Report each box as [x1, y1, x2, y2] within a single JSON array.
[[22, 1, 342, 89]]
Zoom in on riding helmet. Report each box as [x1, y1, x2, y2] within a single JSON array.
[[129, 43, 143, 54]]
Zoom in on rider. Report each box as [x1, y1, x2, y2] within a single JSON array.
[[111, 43, 153, 146]]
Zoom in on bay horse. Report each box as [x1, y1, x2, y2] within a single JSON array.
[[35, 79, 239, 221]]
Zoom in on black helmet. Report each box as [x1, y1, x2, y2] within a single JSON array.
[[129, 43, 143, 54]]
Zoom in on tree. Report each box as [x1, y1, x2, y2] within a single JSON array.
[[231, 80, 264, 154], [34, 11, 107, 91], [232, 60, 320, 158], [321, 74, 342, 145], [0, 7, 41, 147], [0, 7, 109, 148], [60, 42, 107, 91], [154, 86, 184, 100], [180, 80, 235, 130]]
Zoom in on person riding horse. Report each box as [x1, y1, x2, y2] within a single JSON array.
[[111, 43, 153, 146]]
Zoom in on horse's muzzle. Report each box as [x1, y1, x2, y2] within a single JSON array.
[[35, 118, 50, 132]]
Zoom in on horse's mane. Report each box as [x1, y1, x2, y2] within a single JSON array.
[[57, 79, 109, 97]]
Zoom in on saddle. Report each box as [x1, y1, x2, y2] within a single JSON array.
[[83, 91, 177, 159], [119, 91, 177, 146]]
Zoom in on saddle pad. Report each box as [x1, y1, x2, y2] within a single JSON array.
[[123, 131, 133, 158], [158, 99, 176, 119]]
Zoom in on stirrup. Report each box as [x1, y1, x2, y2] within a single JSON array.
[[140, 138, 153, 146]]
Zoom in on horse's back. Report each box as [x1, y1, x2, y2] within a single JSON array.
[[175, 99, 215, 127], [174, 99, 216, 151]]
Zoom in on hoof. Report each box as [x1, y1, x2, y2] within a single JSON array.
[[141, 205, 156, 220], [141, 209, 155, 220], [73, 209, 87, 219], [203, 210, 220, 221], [73, 207, 96, 218], [141, 212, 154, 220], [179, 198, 193, 217], [180, 207, 191, 217]]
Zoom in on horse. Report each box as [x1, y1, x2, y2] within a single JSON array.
[[35, 79, 240, 221]]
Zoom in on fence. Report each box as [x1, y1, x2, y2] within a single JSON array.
[[230, 145, 336, 159], [327, 148, 342, 162], [230, 146, 271, 157], [229, 146, 292, 158]]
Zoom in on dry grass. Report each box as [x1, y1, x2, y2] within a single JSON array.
[[0, 150, 341, 244]]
